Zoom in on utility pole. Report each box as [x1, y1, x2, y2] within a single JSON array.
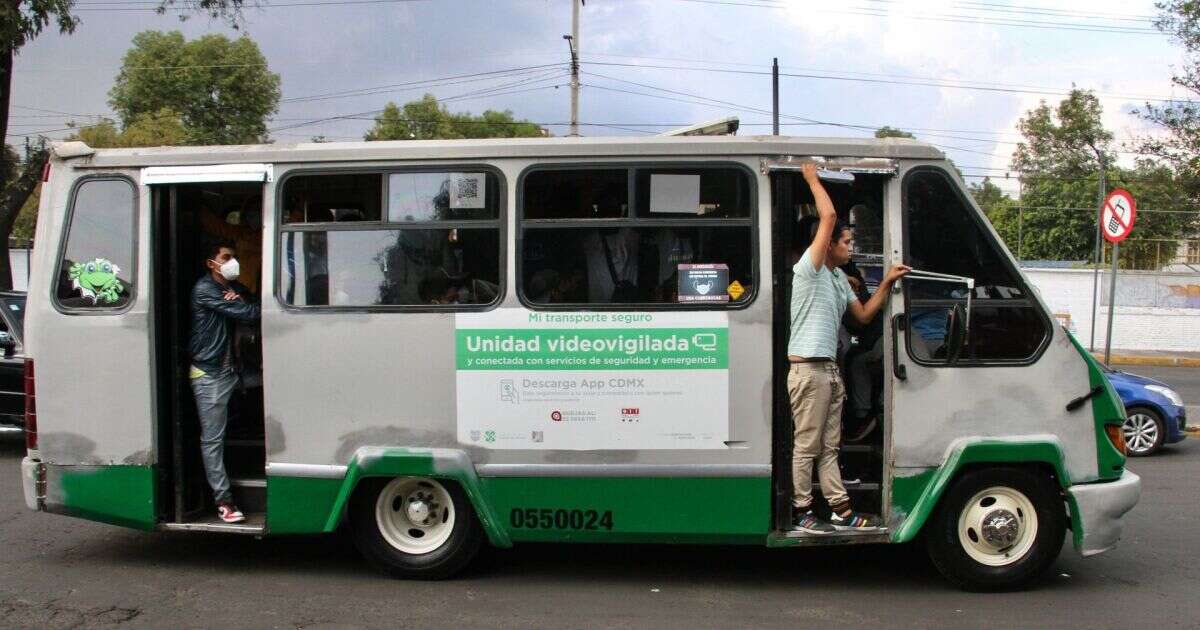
[[1089, 151, 1106, 352], [772, 58, 780, 135], [564, 0, 582, 137]]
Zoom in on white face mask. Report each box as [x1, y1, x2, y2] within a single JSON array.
[[212, 257, 240, 281]]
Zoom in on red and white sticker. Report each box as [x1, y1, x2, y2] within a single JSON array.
[[1101, 189, 1137, 243]]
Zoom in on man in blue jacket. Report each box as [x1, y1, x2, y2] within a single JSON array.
[[189, 241, 260, 524]]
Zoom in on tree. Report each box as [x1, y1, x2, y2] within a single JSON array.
[[875, 126, 915, 139], [1136, 2, 1200, 182], [0, 1, 255, 290], [999, 89, 1191, 267], [365, 94, 545, 141], [1003, 89, 1113, 263], [109, 30, 280, 145]]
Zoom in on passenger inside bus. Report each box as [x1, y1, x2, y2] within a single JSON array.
[[782, 164, 902, 532]]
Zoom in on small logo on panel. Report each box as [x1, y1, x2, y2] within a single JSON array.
[[484, 431, 496, 443], [469, 430, 481, 442], [620, 407, 641, 422], [531, 431, 544, 443], [551, 410, 563, 422]]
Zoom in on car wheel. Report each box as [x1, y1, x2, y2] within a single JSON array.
[[925, 467, 1065, 591], [349, 476, 483, 579], [1123, 407, 1165, 457]]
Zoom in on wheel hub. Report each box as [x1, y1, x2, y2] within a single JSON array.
[[406, 498, 431, 524], [981, 509, 1020, 548]]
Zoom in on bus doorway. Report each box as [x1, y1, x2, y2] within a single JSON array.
[[770, 165, 892, 538], [152, 182, 266, 531]]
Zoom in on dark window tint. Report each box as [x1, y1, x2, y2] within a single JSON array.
[[2, 296, 24, 338], [55, 179, 136, 309], [280, 228, 500, 307], [522, 226, 753, 304], [905, 170, 1024, 300], [634, 168, 750, 218], [523, 169, 628, 219], [903, 169, 1048, 364], [282, 173, 382, 223], [387, 172, 499, 222]]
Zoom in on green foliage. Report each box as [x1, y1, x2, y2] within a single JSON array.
[[156, 0, 251, 21], [66, 108, 189, 148], [365, 94, 545, 141], [874, 126, 915, 139], [995, 88, 1196, 268], [108, 30, 280, 145], [0, 1, 77, 52], [11, 183, 37, 240], [1135, 2, 1200, 199]]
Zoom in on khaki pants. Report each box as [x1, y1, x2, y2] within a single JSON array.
[[788, 361, 849, 511]]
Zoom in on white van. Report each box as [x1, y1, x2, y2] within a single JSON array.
[[20, 136, 1139, 589]]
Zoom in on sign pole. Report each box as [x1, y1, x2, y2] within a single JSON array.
[[1104, 241, 1118, 365], [1098, 188, 1135, 366]]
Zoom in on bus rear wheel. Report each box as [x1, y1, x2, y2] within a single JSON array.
[[924, 467, 1065, 591], [349, 476, 483, 579]]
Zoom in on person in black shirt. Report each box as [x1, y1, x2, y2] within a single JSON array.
[[189, 242, 260, 524]]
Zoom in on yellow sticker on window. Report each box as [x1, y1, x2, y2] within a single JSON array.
[[727, 280, 745, 301]]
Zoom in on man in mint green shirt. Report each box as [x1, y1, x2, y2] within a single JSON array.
[[789, 164, 909, 534]]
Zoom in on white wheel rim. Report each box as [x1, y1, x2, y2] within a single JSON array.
[[957, 486, 1038, 567], [1123, 413, 1159, 455], [374, 477, 456, 555]]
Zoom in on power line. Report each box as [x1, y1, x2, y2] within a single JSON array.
[[672, 0, 1161, 35], [582, 60, 1194, 104]]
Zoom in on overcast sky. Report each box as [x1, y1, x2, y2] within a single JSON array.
[[11, 0, 1188, 192]]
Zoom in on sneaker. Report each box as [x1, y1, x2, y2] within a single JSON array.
[[829, 511, 880, 531], [217, 503, 245, 524], [846, 417, 878, 443], [791, 510, 836, 534]]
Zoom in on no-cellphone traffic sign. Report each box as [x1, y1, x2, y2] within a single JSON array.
[[1101, 188, 1137, 243]]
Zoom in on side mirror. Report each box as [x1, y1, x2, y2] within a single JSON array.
[[0, 335, 16, 359], [944, 303, 967, 366]]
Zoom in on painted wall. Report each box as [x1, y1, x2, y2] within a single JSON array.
[[1025, 267, 1200, 353]]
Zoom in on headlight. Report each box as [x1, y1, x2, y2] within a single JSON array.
[[1145, 385, 1184, 407]]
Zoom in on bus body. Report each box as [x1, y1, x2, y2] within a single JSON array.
[[21, 135, 1139, 589]]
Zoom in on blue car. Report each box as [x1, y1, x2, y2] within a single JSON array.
[[1103, 366, 1188, 456]]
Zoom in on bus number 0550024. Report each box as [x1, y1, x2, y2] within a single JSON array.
[[509, 508, 614, 531]]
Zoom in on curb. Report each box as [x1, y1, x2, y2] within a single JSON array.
[[1091, 353, 1200, 368]]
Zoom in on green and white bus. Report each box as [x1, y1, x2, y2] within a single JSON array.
[[20, 135, 1139, 589]]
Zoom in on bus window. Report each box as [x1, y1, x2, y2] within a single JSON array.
[[278, 169, 502, 308], [282, 173, 383, 223], [903, 168, 1048, 363], [522, 169, 628, 219], [521, 166, 754, 306], [54, 178, 136, 310]]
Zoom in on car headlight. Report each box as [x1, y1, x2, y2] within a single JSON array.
[[1145, 385, 1184, 407]]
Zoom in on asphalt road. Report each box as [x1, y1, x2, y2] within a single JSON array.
[[1, 367, 1196, 629]]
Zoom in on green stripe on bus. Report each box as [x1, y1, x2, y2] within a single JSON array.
[[480, 476, 769, 544], [266, 476, 343, 534], [54, 465, 157, 531], [456, 328, 729, 370]]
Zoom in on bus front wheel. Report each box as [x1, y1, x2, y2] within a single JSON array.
[[349, 476, 484, 579], [924, 467, 1065, 591]]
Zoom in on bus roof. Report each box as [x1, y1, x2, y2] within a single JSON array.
[[53, 134, 945, 169]]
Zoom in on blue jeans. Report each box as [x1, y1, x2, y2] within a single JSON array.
[[191, 367, 238, 505]]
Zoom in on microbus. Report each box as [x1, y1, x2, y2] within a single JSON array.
[[20, 135, 1140, 590]]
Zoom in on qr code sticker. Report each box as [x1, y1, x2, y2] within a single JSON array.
[[450, 173, 486, 209]]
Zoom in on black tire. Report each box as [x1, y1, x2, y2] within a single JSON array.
[[348, 476, 484, 580], [1123, 406, 1166, 457], [924, 467, 1066, 592]]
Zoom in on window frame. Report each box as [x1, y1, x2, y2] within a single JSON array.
[[51, 174, 140, 316], [274, 164, 507, 313], [900, 165, 1052, 367], [516, 161, 759, 311]]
